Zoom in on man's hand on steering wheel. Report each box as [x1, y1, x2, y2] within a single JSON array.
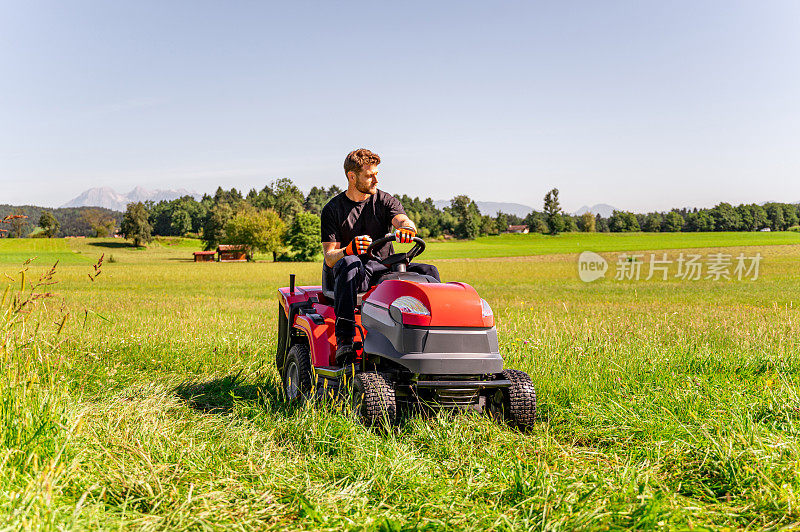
[[344, 235, 372, 256], [367, 233, 426, 264], [394, 226, 416, 244]]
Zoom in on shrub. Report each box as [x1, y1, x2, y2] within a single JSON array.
[[286, 212, 321, 261], [224, 207, 285, 261]]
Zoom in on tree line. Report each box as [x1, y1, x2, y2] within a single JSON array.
[[117, 179, 340, 260], [0, 204, 122, 238], [596, 202, 799, 233], [118, 183, 800, 257], [6, 182, 800, 255], [403, 190, 800, 236], [520, 189, 800, 235]]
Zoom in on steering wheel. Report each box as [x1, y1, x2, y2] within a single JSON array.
[[366, 233, 426, 269]]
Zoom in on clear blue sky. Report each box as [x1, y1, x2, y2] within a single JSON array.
[[2, 1, 799, 212]]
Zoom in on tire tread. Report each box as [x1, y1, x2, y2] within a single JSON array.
[[353, 372, 397, 426], [501, 369, 537, 429]]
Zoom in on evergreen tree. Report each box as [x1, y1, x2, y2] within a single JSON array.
[[595, 214, 610, 233], [202, 203, 234, 250], [495, 212, 509, 233], [304, 185, 342, 215], [543, 188, 563, 235], [269, 178, 304, 222]]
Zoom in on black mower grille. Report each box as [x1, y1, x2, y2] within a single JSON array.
[[432, 387, 480, 408]]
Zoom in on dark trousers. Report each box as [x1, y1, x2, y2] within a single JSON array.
[[333, 255, 440, 341]]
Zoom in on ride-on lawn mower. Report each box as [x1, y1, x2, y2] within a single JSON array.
[[276, 234, 537, 428]]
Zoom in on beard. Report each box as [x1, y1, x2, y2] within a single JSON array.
[[355, 181, 376, 195]]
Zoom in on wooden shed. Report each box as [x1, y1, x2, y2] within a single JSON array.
[[217, 244, 248, 262], [193, 250, 216, 262], [506, 224, 530, 234]]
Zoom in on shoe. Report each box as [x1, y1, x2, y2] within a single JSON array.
[[335, 341, 356, 366]]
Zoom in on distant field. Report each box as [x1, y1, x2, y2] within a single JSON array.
[[0, 237, 204, 264], [3, 231, 798, 265], [0, 237, 90, 264], [3, 235, 800, 528], [418, 231, 800, 259]]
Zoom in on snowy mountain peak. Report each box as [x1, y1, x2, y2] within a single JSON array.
[[61, 187, 202, 211]]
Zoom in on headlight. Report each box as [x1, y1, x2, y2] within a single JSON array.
[[480, 299, 493, 318], [390, 296, 430, 316]]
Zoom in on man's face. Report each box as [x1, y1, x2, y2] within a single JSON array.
[[351, 164, 379, 195]]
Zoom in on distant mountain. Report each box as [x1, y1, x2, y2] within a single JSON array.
[[433, 200, 533, 218], [61, 187, 126, 211], [574, 204, 617, 218], [62, 187, 201, 211]]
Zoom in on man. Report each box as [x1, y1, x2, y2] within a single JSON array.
[[321, 148, 440, 364]]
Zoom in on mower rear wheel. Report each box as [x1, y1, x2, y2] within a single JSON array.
[[498, 369, 537, 430], [351, 372, 397, 427], [283, 344, 312, 402]]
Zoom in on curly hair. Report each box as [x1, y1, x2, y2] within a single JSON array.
[[344, 148, 381, 176]]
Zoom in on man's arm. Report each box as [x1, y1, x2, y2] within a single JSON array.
[[391, 214, 416, 232], [323, 241, 345, 268], [323, 237, 373, 267]]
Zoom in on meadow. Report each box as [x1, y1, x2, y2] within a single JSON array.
[[2, 233, 800, 530]]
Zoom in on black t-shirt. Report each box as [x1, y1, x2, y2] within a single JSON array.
[[321, 190, 405, 259]]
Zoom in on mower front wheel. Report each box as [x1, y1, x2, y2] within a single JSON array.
[[496, 369, 537, 430], [283, 344, 312, 402], [351, 372, 397, 427]]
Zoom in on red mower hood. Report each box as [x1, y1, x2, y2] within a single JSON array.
[[364, 280, 493, 328]]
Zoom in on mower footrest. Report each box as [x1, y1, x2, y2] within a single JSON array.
[[415, 379, 511, 388], [314, 366, 347, 379]]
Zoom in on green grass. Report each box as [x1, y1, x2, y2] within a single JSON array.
[[2, 235, 800, 529]]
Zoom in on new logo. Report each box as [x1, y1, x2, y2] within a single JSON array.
[[578, 251, 608, 282]]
